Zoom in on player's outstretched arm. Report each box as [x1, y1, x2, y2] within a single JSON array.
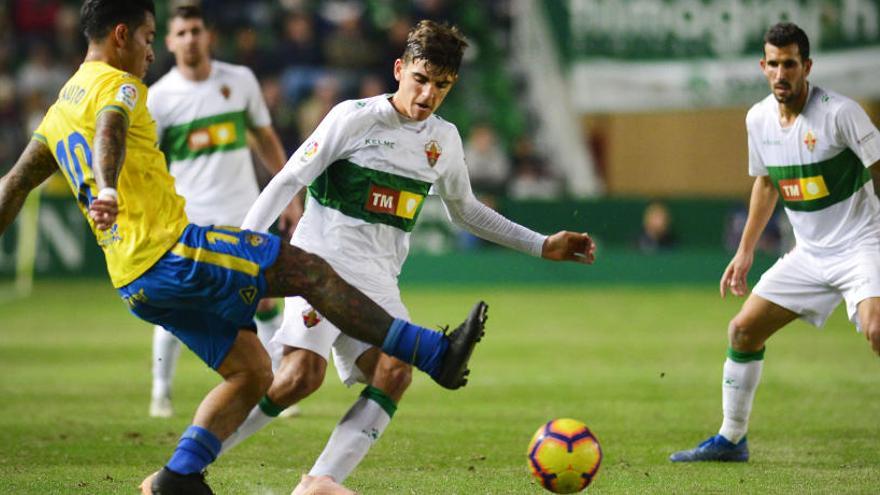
[[720, 176, 778, 297], [541, 231, 596, 264], [88, 109, 128, 230], [248, 126, 305, 236], [242, 166, 307, 233], [0, 140, 57, 235]]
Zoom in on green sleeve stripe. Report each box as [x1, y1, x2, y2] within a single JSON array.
[[257, 395, 286, 417], [727, 347, 765, 363], [97, 105, 130, 127], [361, 385, 398, 417], [32, 133, 48, 145]]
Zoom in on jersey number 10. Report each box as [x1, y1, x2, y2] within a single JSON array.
[[56, 131, 95, 209]]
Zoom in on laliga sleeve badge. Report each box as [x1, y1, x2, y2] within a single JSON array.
[[300, 140, 319, 163], [115, 83, 139, 111]]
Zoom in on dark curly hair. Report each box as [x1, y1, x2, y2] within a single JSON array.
[[401, 20, 469, 76], [80, 0, 156, 41], [764, 22, 810, 61]]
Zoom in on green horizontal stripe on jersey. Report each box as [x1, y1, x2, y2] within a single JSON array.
[[159, 110, 249, 162], [308, 159, 431, 232], [767, 148, 869, 212]]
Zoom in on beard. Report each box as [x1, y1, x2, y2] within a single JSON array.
[[181, 50, 204, 67], [772, 82, 800, 104]]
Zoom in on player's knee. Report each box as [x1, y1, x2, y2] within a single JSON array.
[[272, 352, 326, 404], [727, 316, 762, 351], [240, 363, 273, 401]]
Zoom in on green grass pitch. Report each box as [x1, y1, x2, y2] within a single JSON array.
[[0, 280, 878, 494]]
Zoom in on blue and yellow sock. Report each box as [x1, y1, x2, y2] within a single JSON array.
[[166, 425, 221, 475], [381, 319, 448, 377]]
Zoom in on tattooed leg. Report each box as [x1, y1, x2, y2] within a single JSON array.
[[263, 244, 394, 347]]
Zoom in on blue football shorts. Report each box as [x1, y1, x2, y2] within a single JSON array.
[[118, 224, 281, 369]]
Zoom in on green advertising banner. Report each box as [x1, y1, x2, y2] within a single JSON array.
[[545, 0, 880, 111]]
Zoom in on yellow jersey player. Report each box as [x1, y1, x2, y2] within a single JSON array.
[[0, 2, 490, 493]]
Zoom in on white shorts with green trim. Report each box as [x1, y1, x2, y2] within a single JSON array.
[[272, 291, 409, 386], [753, 241, 880, 331]]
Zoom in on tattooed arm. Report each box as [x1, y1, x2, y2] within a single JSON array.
[[0, 140, 57, 236], [88, 109, 128, 230]]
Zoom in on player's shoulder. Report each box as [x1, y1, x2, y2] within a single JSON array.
[[82, 62, 145, 91], [211, 59, 258, 80], [745, 94, 778, 130], [341, 94, 387, 114], [427, 112, 460, 136], [328, 95, 389, 126], [149, 67, 180, 93], [807, 85, 860, 117]]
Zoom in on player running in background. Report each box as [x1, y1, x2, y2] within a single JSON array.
[[670, 22, 880, 463], [0, 2, 488, 493], [220, 20, 596, 494], [146, 4, 301, 420]]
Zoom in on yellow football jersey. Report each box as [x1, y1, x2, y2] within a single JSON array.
[[34, 61, 188, 288]]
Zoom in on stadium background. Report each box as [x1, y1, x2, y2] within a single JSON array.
[[2, 2, 880, 494], [1, 0, 876, 287]]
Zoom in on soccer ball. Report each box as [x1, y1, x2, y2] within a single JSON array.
[[527, 418, 602, 493]]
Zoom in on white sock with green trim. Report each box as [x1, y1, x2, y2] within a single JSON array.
[[308, 386, 396, 482], [719, 347, 765, 444], [151, 325, 180, 400], [220, 395, 285, 454]]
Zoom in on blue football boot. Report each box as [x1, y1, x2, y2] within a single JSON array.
[[669, 434, 749, 462]]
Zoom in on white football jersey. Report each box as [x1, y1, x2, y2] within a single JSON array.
[[148, 60, 271, 226], [262, 95, 544, 295], [747, 85, 880, 254]]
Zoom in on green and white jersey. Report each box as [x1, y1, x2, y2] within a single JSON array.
[[243, 95, 545, 293], [747, 85, 880, 255], [147, 60, 271, 226]]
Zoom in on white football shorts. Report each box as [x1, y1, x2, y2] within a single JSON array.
[[272, 290, 409, 386], [753, 240, 880, 330]]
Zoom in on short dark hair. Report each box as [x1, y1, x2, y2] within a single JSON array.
[[169, 4, 206, 25], [764, 22, 810, 60], [80, 0, 156, 41], [401, 20, 469, 76]]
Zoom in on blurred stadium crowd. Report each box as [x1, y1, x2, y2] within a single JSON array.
[[0, 0, 564, 202]]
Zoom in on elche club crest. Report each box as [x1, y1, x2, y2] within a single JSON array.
[[804, 130, 816, 152], [302, 307, 322, 328], [425, 140, 442, 167], [220, 84, 231, 99]]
